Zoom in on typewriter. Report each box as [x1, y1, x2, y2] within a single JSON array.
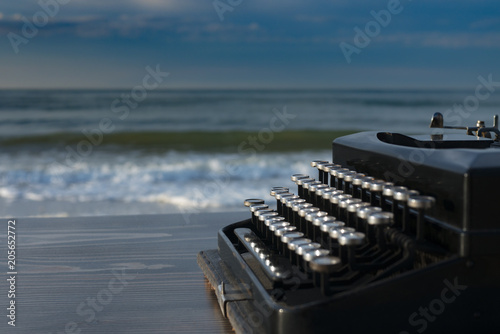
[[197, 113, 500, 334]]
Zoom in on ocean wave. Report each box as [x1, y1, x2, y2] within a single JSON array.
[[0, 150, 330, 209]]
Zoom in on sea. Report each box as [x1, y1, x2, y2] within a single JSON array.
[[0, 88, 499, 218]]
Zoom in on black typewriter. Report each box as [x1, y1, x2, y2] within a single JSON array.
[[197, 113, 500, 334]]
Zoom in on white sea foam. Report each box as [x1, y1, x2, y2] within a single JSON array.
[[0, 149, 330, 215]]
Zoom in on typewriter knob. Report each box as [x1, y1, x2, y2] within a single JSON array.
[[291, 174, 309, 182], [244, 198, 265, 207]]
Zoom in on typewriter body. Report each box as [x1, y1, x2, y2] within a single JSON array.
[[198, 113, 500, 334]]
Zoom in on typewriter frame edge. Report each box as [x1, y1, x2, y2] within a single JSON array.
[[199, 218, 500, 334]]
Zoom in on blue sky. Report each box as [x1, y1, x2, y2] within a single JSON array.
[[0, 0, 499, 89]]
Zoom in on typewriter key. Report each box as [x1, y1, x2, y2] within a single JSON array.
[[270, 187, 289, 196], [303, 249, 330, 277], [244, 198, 265, 207], [285, 198, 305, 222], [367, 211, 394, 250], [361, 177, 376, 202], [298, 207, 320, 234], [249, 204, 269, 226], [369, 180, 386, 207], [264, 217, 285, 241], [313, 216, 338, 243], [356, 206, 382, 232], [279, 195, 299, 216], [382, 184, 395, 211], [310, 160, 329, 167], [274, 226, 297, 251], [315, 161, 331, 183], [291, 173, 309, 182], [351, 173, 366, 199], [305, 211, 328, 237], [328, 226, 355, 254], [336, 170, 355, 192], [320, 221, 345, 249], [287, 238, 312, 264], [269, 222, 291, 249], [281, 232, 305, 256], [295, 242, 322, 271], [330, 194, 352, 218], [346, 201, 371, 227], [344, 172, 364, 195], [295, 177, 315, 198], [338, 198, 362, 222], [338, 231, 366, 268], [259, 212, 279, 234], [408, 195, 435, 241], [311, 160, 329, 183], [310, 256, 342, 295], [330, 167, 350, 189], [292, 203, 313, 227]]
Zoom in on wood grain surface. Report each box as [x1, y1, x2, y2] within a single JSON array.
[[0, 211, 248, 333]]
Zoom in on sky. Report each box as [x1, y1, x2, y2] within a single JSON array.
[[0, 0, 499, 89]]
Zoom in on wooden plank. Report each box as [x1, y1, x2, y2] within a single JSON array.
[[0, 212, 247, 333]]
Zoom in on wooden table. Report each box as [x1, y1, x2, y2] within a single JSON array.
[[0, 211, 247, 333]]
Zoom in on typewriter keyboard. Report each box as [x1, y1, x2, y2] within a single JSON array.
[[237, 160, 449, 300]]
